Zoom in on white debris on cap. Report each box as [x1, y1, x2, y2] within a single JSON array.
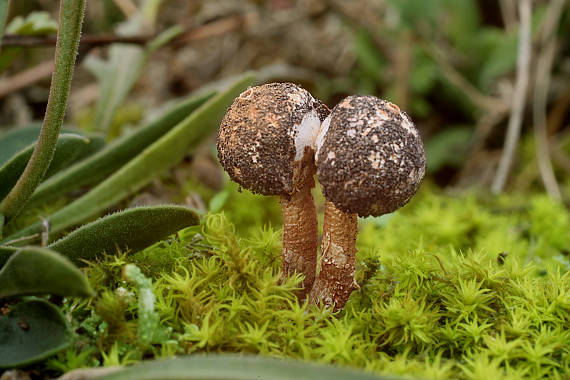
[[217, 82, 329, 197]]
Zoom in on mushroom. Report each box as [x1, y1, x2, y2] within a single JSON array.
[[309, 95, 426, 310], [217, 82, 329, 298]]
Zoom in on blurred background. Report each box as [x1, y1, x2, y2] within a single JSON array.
[[0, 0, 569, 200]]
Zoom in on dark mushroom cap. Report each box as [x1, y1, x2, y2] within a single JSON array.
[[217, 82, 328, 197], [316, 95, 426, 217]]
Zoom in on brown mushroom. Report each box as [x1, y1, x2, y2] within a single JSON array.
[[217, 82, 329, 298], [309, 95, 426, 310]]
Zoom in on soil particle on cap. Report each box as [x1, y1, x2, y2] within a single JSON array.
[[316, 95, 426, 217], [217, 82, 325, 196]]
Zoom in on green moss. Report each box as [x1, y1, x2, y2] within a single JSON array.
[[48, 187, 570, 380]]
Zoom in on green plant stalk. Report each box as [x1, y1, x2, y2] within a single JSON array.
[[0, 0, 11, 50], [3, 73, 255, 242], [0, 0, 86, 220]]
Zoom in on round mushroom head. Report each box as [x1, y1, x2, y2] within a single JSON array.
[[217, 82, 329, 197], [316, 95, 426, 217]]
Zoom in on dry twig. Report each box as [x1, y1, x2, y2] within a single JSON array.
[[0, 60, 54, 98], [532, 0, 565, 199], [0, 16, 250, 98], [492, 0, 532, 194], [0, 15, 252, 49]]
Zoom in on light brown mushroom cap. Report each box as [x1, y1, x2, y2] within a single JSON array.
[[217, 82, 329, 197], [316, 95, 426, 217]]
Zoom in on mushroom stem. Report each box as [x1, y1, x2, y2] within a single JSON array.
[[280, 177, 318, 299], [309, 200, 357, 310]]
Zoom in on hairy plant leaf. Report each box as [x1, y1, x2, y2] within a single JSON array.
[[29, 91, 215, 206], [48, 205, 200, 262], [97, 355, 395, 380], [425, 127, 473, 172], [4, 73, 254, 242], [0, 133, 91, 202], [0, 246, 94, 298], [0, 299, 70, 368]]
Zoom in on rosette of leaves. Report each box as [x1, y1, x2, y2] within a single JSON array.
[[0, 0, 255, 368]]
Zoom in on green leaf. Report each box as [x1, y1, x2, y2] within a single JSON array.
[[0, 245, 18, 267], [0, 123, 43, 166], [97, 355, 396, 380], [85, 45, 144, 136], [4, 73, 255, 242], [354, 28, 385, 81], [0, 212, 3, 239], [425, 127, 474, 172], [0, 124, 100, 167], [387, 0, 440, 30], [209, 191, 229, 214], [48, 205, 200, 262], [5, 11, 58, 35], [476, 29, 517, 91], [85, 2, 176, 137], [440, 0, 480, 47], [147, 24, 183, 54], [0, 133, 91, 202], [0, 246, 94, 298], [29, 91, 215, 206], [0, 299, 71, 368]]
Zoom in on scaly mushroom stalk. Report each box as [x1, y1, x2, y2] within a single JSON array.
[[309, 200, 357, 309], [217, 83, 328, 298], [280, 175, 318, 295], [310, 95, 426, 310]]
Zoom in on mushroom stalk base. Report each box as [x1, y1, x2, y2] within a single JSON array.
[[280, 179, 318, 299], [309, 200, 357, 310]]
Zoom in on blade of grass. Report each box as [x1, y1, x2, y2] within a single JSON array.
[[0, 0, 86, 221], [3, 73, 255, 242]]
